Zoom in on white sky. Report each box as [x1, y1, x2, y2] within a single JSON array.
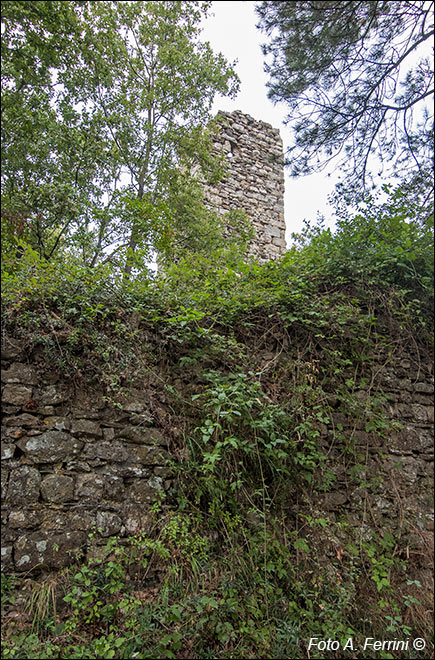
[[200, 1, 340, 244]]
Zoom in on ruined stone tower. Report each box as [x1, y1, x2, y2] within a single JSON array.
[[204, 110, 286, 261]]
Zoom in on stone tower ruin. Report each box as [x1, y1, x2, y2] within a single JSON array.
[[204, 110, 286, 261]]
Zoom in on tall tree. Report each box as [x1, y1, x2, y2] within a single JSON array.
[[1, 1, 239, 272], [256, 1, 434, 212]]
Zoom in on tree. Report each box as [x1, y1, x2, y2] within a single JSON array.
[[1, 1, 92, 259], [1, 1, 239, 273], [256, 1, 434, 212]]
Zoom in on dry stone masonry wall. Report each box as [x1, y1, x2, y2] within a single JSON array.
[[1, 345, 172, 573], [1, 339, 433, 575], [204, 110, 286, 261]]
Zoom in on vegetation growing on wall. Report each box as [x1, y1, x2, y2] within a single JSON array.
[[1, 188, 434, 659], [1, 2, 434, 658]]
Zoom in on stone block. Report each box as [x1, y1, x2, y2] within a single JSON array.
[[1, 443, 15, 460], [43, 416, 70, 431], [14, 530, 86, 571], [17, 431, 83, 464], [2, 384, 33, 406], [40, 474, 75, 502], [414, 382, 434, 394], [6, 466, 41, 504], [128, 475, 164, 503], [81, 441, 130, 463], [411, 404, 429, 422], [38, 385, 69, 406], [121, 504, 153, 535], [75, 473, 105, 499], [103, 475, 125, 501], [102, 427, 115, 443], [118, 426, 166, 446], [321, 491, 348, 510], [69, 418, 102, 437], [1, 545, 13, 571], [3, 413, 40, 428], [8, 509, 42, 529], [129, 445, 169, 465], [96, 511, 123, 537], [1, 363, 37, 385]]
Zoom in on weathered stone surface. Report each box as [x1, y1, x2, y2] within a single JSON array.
[[1, 466, 9, 499], [388, 427, 433, 453], [6, 466, 41, 504], [96, 511, 123, 537], [9, 509, 42, 529], [1, 405, 21, 414], [1, 340, 24, 360], [40, 474, 75, 502], [128, 476, 164, 503], [43, 416, 70, 431], [75, 473, 105, 499], [14, 531, 86, 571], [411, 404, 429, 422], [81, 441, 130, 463], [103, 475, 125, 501], [69, 418, 102, 437], [123, 401, 146, 413], [98, 463, 151, 479], [103, 427, 115, 441], [41, 509, 95, 531], [65, 459, 92, 472], [1, 443, 15, 460], [3, 413, 40, 428], [38, 385, 69, 406], [1, 363, 37, 385], [388, 456, 421, 483], [1, 545, 13, 571], [414, 382, 434, 394], [118, 425, 166, 445], [2, 384, 32, 406], [203, 110, 286, 262], [121, 504, 153, 534], [129, 445, 169, 465], [17, 431, 83, 464], [154, 466, 172, 478], [69, 511, 96, 531]]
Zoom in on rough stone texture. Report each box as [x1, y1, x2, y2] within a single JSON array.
[[40, 474, 75, 503], [1, 337, 433, 578], [204, 110, 286, 262], [17, 431, 83, 464], [14, 531, 86, 571], [1, 351, 172, 571], [6, 466, 41, 505], [2, 384, 33, 406], [1, 363, 37, 385]]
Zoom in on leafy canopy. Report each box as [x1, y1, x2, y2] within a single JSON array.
[[1, 1, 239, 274], [256, 1, 434, 211]]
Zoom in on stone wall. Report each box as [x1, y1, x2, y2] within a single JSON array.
[[1, 344, 172, 573], [1, 340, 433, 576], [204, 110, 286, 261]]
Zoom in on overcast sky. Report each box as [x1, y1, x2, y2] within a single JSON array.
[[201, 1, 340, 244]]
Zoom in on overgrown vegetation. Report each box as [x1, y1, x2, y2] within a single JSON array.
[[2, 189, 434, 658], [1, 2, 434, 657]]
